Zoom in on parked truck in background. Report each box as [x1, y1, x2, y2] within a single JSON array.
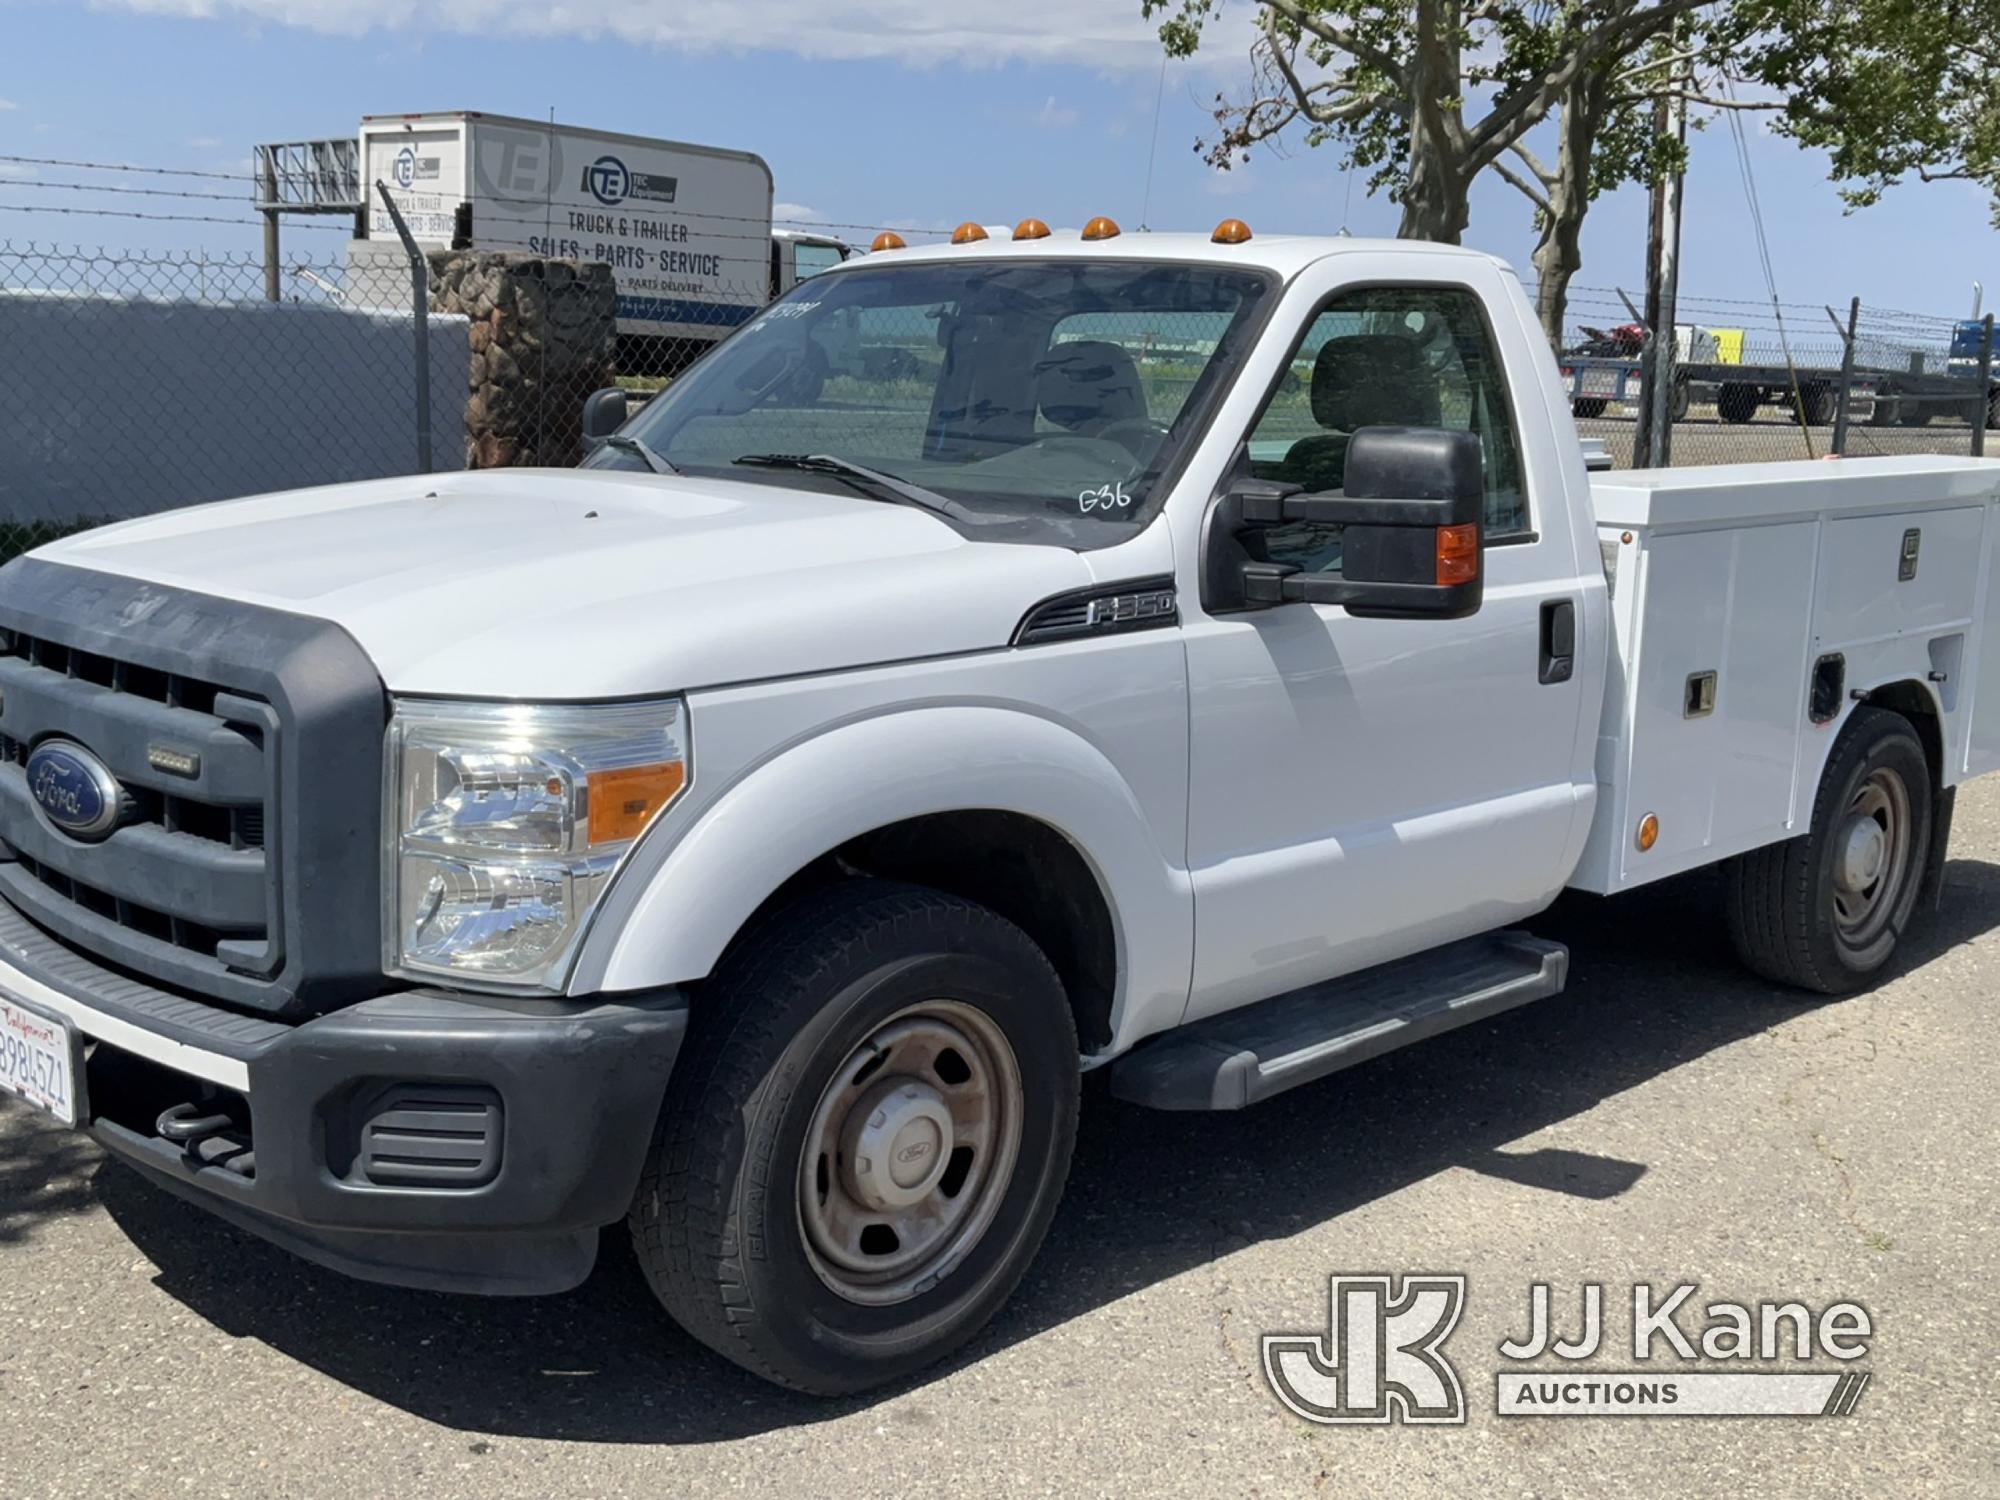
[[349, 110, 850, 374], [6, 223, 2000, 1397]]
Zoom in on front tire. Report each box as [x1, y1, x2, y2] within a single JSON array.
[[1726, 707, 1934, 993], [629, 881, 1079, 1394]]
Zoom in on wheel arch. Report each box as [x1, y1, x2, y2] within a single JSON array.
[[572, 705, 1193, 1053]]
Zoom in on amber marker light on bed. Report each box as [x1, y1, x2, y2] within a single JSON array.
[[587, 762, 687, 846]]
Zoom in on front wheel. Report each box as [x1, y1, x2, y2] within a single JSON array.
[[629, 881, 1079, 1394], [1726, 707, 1934, 993]]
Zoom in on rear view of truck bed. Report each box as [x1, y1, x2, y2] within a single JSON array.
[[1571, 455, 2000, 893]]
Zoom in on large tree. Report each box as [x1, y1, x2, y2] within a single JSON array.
[[1149, 1, 1713, 243], [1148, 2, 1775, 339]]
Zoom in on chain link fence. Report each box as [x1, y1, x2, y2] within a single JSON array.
[[0, 240, 469, 563], [1554, 285, 1997, 470]]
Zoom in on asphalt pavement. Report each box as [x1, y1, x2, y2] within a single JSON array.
[[3, 785, 1997, 1497]]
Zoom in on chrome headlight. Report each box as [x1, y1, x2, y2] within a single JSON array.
[[385, 698, 688, 991]]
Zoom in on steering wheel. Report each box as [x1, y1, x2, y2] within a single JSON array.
[[1095, 417, 1172, 459]]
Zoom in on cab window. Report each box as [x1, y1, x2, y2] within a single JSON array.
[[1246, 286, 1529, 572]]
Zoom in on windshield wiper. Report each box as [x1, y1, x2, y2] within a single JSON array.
[[733, 452, 963, 520], [600, 433, 679, 475]]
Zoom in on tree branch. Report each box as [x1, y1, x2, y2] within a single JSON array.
[[1492, 157, 1553, 211]]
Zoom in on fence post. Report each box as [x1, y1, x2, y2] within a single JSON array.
[[374, 180, 434, 475], [1976, 313, 1996, 459], [1828, 297, 1859, 456]]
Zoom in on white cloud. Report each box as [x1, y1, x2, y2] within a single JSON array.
[[0, 99, 20, 111], [88, 0, 1200, 67], [1033, 96, 1080, 128], [772, 201, 821, 223], [0, 162, 36, 178], [184, 135, 224, 148]]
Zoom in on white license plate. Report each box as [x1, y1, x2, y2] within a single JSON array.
[[0, 991, 81, 1127]]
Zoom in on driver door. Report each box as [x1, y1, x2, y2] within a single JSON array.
[[1180, 255, 1598, 1020]]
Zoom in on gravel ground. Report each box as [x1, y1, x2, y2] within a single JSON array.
[[3, 785, 1997, 1498]]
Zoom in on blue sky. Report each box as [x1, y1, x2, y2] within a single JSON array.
[[0, 0, 1990, 327]]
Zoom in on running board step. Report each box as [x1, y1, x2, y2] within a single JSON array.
[[1109, 931, 1568, 1111]]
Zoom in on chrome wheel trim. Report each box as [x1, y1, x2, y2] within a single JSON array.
[[798, 1000, 1024, 1307], [1831, 766, 1913, 949]]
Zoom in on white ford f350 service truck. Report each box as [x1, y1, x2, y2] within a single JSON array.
[[5, 221, 2000, 1395]]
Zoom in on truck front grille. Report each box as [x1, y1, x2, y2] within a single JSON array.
[[0, 629, 281, 981], [0, 558, 389, 1019]]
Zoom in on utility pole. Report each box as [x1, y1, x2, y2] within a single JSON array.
[[1638, 53, 1688, 469], [258, 150, 281, 303]]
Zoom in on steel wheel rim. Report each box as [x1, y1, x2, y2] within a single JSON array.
[[798, 1000, 1024, 1306], [1831, 766, 1913, 948]]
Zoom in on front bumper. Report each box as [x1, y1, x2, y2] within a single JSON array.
[[0, 898, 685, 1294]]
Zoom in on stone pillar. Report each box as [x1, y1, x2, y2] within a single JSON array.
[[426, 251, 618, 469]]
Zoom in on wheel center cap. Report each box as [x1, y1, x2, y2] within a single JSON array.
[[1837, 815, 1887, 892], [841, 1078, 952, 1210]]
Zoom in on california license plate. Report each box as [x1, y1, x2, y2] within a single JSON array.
[[0, 991, 82, 1127]]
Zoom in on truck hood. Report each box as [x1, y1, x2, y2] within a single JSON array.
[[34, 469, 1098, 697]]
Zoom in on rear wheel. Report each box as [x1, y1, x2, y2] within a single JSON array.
[[1717, 383, 1760, 424], [1726, 707, 1934, 992], [629, 880, 1079, 1394]]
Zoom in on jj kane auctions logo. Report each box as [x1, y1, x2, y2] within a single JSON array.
[[1264, 1276, 1874, 1423]]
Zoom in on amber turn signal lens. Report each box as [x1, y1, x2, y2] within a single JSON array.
[[1013, 217, 1051, 241], [1081, 215, 1121, 241], [1636, 812, 1660, 852], [1211, 218, 1253, 244], [951, 221, 989, 244], [869, 231, 906, 252], [1434, 523, 1480, 586], [587, 762, 686, 846]]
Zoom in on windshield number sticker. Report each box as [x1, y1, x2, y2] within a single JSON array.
[[1079, 481, 1133, 514]]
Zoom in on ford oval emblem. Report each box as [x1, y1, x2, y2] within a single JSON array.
[[25, 740, 125, 841]]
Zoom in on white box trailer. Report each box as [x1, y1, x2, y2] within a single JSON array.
[[354, 111, 777, 344]]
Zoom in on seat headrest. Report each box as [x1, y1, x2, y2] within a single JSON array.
[[1037, 340, 1147, 431], [1310, 334, 1441, 432]]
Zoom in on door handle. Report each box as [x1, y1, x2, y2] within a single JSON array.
[[1539, 599, 1575, 685]]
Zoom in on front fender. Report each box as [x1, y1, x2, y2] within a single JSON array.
[[569, 704, 1194, 1051]]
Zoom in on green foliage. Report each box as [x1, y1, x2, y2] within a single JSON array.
[[1738, 0, 2000, 221]]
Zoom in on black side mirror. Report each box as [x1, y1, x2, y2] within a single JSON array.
[[581, 387, 628, 450], [1201, 426, 1485, 620]]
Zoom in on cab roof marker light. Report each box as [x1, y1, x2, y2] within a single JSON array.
[[1013, 218, 1051, 241], [869, 231, 907, 252], [1211, 218, 1253, 244], [1081, 215, 1121, 241], [951, 221, 989, 244]]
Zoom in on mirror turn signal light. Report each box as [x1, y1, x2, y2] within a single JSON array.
[[952, 221, 989, 244], [1435, 523, 1480, 586], [870, 231, 906, 252], [1082, 215, 1121, 241], [1636, 812, 1660, 852], [587, 762, 687, 846], [1014, 218, 1051, 241], [1212, 218, 1253, 244]]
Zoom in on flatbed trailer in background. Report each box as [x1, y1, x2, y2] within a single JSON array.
[[1562, 353, 2000, 429]]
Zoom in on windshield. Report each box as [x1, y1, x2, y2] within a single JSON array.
[[591, 257, 1274, 545]]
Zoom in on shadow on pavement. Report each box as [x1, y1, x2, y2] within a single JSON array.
[[47, 857, 2000, 1443]]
